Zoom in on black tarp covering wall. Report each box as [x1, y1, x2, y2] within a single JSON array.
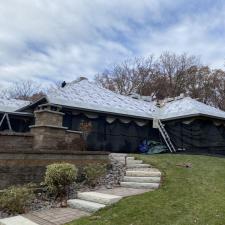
[[63, 110, 160, 153], [0, 113, 34, 132], [165, 117, 225, 155]]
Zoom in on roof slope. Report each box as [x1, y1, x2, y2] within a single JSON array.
[[15, 78, 225, 121], [0, 98, 30, 113], [47, 79, 158, 119], [46, 79, 225, 120], [159, 97, 225, 120]]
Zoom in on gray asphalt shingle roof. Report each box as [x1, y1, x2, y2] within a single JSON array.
[[7, 78, 225, 120]]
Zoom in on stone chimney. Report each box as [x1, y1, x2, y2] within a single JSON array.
[[34, 104, 64, 127], [30, 104, 85, 151], [30, 104, 68, 151]]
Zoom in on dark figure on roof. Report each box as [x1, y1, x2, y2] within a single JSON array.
[[61, 81, 66, 88]]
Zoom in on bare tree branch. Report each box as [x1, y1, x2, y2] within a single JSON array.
[[4, 80, 45, 101]]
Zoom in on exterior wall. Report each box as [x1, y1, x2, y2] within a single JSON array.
[[63, 110, 159, 153], [165, 117, 225, 155], [0, 151, 109, 189]]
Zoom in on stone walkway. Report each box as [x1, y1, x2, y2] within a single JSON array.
[[97, 186, 152, 197], [24, 208, 90, 225], [0, 154, 161, 225]]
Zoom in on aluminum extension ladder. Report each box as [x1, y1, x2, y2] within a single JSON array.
[[157, 119, 176, 153]]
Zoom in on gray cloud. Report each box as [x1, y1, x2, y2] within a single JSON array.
[[0, 0, 224, 86]]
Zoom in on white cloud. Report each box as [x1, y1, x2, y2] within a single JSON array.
[[137, 3, 225, 68], [0, 0, 224, 87]]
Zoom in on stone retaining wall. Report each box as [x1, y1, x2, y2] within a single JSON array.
[[30, 126, 85, 151], [0, 132, 33, 152], [0, 151, 109, 189], [0, 105, 109, 189]]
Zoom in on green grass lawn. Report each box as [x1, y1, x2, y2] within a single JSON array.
[[67, 154, 225, 225]]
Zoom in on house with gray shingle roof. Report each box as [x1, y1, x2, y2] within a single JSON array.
[[2, 77, 225, 154]]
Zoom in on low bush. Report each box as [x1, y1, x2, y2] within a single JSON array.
[[44, 163, 78, 206], [76, 167, 87, 183], [0, 184, 35, 214], [83, 163, 107, 187]]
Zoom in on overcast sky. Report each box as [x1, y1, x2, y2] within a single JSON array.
[[0, 0, 225, 87]]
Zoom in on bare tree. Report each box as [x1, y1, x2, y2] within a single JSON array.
[[95, 52, 225, 110], [156, 52, 200, 97], [4, 80, 45, 101], [45, 80, 65, 94], [96, 52, 200, 99], [95, 56, 156, 96]]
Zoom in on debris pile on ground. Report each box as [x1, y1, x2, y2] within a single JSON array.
[[176, 163, 192, 168]]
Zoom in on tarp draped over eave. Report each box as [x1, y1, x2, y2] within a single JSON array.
[[70, 112, 150, 127]]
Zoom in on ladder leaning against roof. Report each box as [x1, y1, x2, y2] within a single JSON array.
[[153, 118, 176, 153]]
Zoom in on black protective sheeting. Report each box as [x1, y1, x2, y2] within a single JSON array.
[[0, 113, 34, 132], [165, 118, 225, 155], [63, 111, 160, 153]]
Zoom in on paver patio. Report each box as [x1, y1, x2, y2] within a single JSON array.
[[24, 208, 90, 225]]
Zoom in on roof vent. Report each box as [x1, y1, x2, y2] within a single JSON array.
[[156, 100, 165, 108], [162, 93, 186, 104], [162, 97, 174, 103], [175, 93, 185, 100], [129, 93, 140, 99], [141, 96, 152, 102]]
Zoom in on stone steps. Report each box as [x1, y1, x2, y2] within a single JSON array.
[[126, 156, 135, 160], [110, 153, 128, 158], [68, 199, 105, 213], [113, 157, 135, 162], [126, 159, 143, 164], [126, 170, 161, 177], [126, 167, 156, 171], [68, 154, 161, 215], [77, 191, 122, 205], [121, 182, 160, 189], [126, 163, 150, 168], [123, 176, 161, 183]]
